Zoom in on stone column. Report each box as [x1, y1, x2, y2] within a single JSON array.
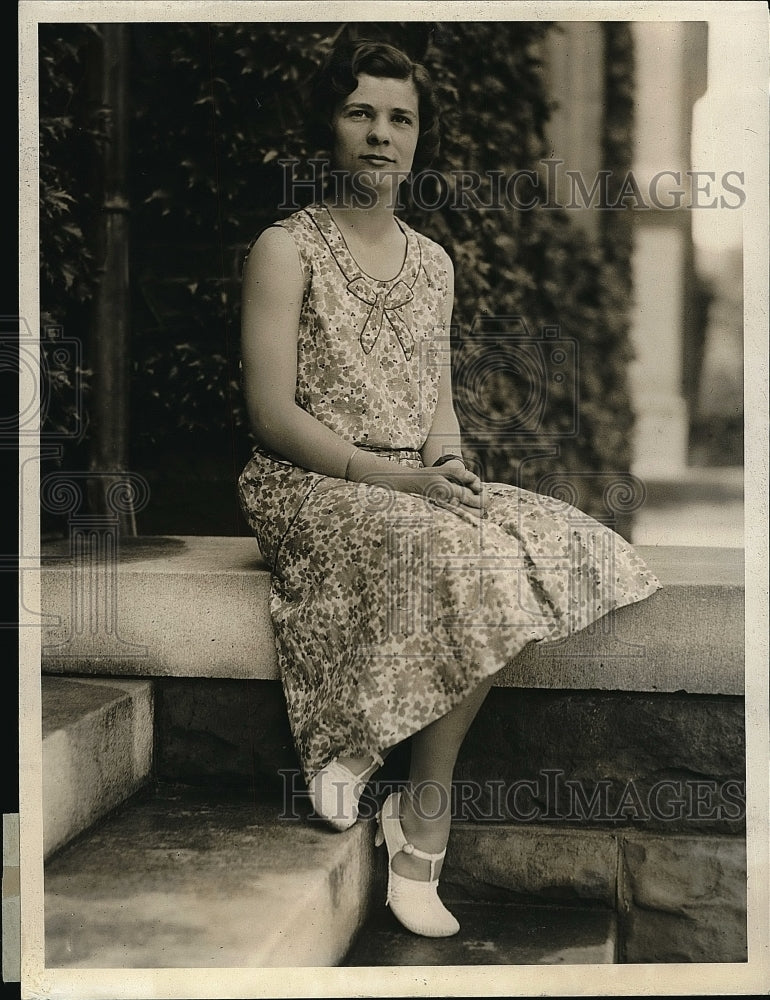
[[89, 24, 135, 529], [628, 21, 708, 478], [544, 21, 605, 242]]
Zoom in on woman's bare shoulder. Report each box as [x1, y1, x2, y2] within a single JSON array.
[[404, 222, 453, 270], [404, 225, 454, 288], [243, 222, 306, 288]]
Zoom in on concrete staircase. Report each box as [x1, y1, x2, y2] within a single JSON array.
[[42, 676, 153, 859], [44, 781, 375, 968], [39, 536, 746, 969], [41, 678, 620, 968]]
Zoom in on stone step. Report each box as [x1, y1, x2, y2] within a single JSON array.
[[40, 537, 744, 696], [42, 676, 153, 860], [43, 779, 747, 967], [342, 901, 618, 966], [44, 782, 375, 969]]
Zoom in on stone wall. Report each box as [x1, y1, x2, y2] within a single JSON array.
[[441, 824, 747, 963], [155, 680, 745, 836]]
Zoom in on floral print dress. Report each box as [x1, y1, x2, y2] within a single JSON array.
[[238, 204, 661, 784]]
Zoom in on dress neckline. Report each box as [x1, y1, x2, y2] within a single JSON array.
[[308, 203, 418, 287]]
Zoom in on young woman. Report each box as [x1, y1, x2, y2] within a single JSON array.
[[238, 39, 660, 939]]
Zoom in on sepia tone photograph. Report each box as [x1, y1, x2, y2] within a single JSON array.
[[13, 1, 769, 997]]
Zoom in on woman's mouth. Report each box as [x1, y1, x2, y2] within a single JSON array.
[[359, 155, 395, 166]]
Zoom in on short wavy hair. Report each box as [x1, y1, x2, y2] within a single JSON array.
[[306, 40, 441, 173]]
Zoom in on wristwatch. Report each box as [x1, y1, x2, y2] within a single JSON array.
[[432, 453, 465, 468]]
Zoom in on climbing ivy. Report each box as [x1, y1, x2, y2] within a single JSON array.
[[39, 20, 637, 532], [38, 25, 104, 453]]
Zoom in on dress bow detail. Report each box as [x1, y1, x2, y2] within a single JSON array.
[[346, 277, 415, 361]]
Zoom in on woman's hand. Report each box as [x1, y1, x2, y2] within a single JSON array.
[[434, 458, 483, 496], [430, 459, 488, 519], [347, 453, 487, 518]]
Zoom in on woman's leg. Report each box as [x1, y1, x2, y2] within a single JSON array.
[[336, 672, 496, 873], [393, 674, 496, 880]]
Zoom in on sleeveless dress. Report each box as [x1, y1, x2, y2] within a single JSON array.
[[238, 204, 661, 784]]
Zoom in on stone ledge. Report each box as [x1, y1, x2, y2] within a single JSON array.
[[42, 676, 154, 859], [40, 536, 744, 695]]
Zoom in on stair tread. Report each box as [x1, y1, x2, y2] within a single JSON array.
[[343, 900, 617, 966], [45, 782, 374, 968], [42, 675, 145, 737]]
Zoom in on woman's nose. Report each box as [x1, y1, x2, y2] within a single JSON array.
[[367, 116, 391, 145]]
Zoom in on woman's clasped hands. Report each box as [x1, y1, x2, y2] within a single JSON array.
[[347, 452, 488, 520]]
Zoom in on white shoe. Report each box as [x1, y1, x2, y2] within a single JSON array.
[[374, 791, 460, 937], [308, 753, 384, 831]]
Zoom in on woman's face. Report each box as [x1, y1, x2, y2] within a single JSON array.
[[330, 73, 420, 198]]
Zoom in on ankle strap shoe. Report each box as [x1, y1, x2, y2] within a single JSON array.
[[375, 791, 460, 937], [308, 753, 384, 831]]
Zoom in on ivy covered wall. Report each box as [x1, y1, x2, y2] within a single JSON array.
[[39, 20, 638, 536]]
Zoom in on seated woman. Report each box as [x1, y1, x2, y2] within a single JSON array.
[[238, 38, 660, 939]]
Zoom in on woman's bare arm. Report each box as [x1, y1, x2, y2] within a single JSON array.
[[420, 256, 484, 506], [240, 227, 367, 479], [420, 254, 463, 467]]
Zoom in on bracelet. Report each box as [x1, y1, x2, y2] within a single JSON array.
[[432, 453, 465, 468], [344, 446, 359, 481]]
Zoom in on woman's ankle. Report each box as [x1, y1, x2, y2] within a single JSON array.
[[336, 754, 369, 774], [392, 786, 450, 881], [403, 784, 450, 843]]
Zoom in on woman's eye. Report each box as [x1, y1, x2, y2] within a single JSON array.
[[393, 115, 413, 126]]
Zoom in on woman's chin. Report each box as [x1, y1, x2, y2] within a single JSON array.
[[349, 170, 408, 206]]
